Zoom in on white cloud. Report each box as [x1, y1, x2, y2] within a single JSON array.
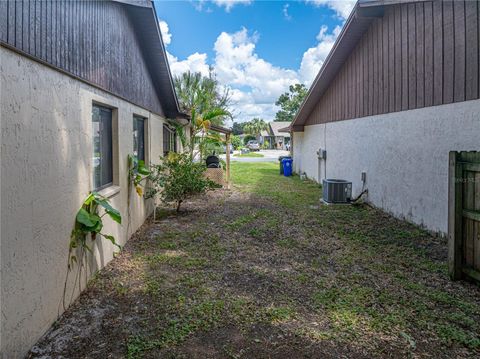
[[212, 0, 252, 12], [307, 0, 356, 20], [194, 0, 252, 12], [159, 20, 171, 46], [299, 25, 341, 84], [160, 19, 343, 122], [160, 19, 210, 78], [214, 28, 298, 100], [167, 52, 211, 78], [212, 28, 300, 121], [283, 4, 292, 20]]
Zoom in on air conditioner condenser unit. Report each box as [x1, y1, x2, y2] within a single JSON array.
[[322, 179, 352, 203]]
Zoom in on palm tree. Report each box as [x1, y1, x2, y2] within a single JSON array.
[[173, 71, 232, 160], [244, 118, 268, 140]]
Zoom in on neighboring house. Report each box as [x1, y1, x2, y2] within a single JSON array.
[[260, 121, 291, 150], [290, 0, 479, 234], [0, 1, 187, 357]]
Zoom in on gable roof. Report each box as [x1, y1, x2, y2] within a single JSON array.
[[290, 0, 426, 131], [115, 1, 185, 120], [0, 0, 185, 121], [269, 122, 292, 137]]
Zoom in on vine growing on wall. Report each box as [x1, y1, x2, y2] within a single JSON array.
[[69, 192, 122, 265], [127, 154, 151, 197], [126, 154, 151, 237], [63, 192, 122, 309]]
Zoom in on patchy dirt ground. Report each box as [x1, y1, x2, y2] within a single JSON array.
[[29, 163, 480, 358]]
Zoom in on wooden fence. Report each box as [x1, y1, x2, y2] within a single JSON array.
[[449, 151, 480, 282]]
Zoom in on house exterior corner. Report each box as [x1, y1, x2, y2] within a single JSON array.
[[291, 0, 480, 234], [293, 100, 480, 233]]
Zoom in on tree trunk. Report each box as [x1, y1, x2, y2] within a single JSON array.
[[190, 132, 195, 160], [176, 200, 182, 212]]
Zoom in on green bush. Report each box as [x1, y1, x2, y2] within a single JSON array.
[[147, 153, 219, 212], [231, 135, 243, 150]]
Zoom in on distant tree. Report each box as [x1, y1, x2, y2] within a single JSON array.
[[173, 70, 231, 160], [244, 118, 268, 139], [232, 121, 245, 135], [231, 135, 243, 149], [274, 83, 308, 122]]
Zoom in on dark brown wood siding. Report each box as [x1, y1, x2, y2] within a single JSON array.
[[0, 0, 164, 116], [305, 1, 480, 126]]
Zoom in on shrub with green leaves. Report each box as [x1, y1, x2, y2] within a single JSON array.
[[231, 135, 243, 150], [146, 153, 219, 212]]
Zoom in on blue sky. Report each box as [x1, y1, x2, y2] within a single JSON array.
[[154, 0, 356, 122]]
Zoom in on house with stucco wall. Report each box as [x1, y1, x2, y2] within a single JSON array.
[[290, 0, 480, 234], [0, 1, 188, 357], [260, 121, 291, 150]]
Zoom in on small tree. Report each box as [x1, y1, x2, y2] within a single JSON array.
[[232, 122, 245, 135], [231, 135, 243, 149], [146, 153, 218, 212], [173, 71, 232, 160], [244, 118, 267, 139], [274, 83, 308, 122]]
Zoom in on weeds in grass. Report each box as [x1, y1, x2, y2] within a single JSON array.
[[146, 252, 207, 269], [127, 299, 226, 357], [277, 238, 297, 248], [111, 279, 129, 296], [435, 324, 480, 349], [265, 306, 295, 323]]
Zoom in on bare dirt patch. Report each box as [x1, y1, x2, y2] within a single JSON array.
[[29, 163, 480, 358]]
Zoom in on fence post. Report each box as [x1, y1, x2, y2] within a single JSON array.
[[448, 151, 463, 280], [226, 133, 231, 190]]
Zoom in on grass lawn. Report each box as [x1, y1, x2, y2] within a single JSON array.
[[32, 162, 480, 358], [233, 152, 264, 158]]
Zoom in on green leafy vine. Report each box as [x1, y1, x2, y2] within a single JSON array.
[[68, 192, 122, 269], [128, 154, 151, 197]]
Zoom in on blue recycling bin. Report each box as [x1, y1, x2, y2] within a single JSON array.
[[282, 158, 293, 177], [279, 155, 292, 175]]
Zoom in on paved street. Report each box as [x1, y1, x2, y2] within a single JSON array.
[[220, 149, 290, 162]]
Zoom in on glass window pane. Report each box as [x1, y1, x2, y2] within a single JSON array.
[[162, 124, 177, 157], [92, 107, 101, 189], [133, 119, 139, 159], [138, 120, 145, 161], [92, 104, 113, 190], [163, 125, 170, 156], [133, 116, 145, 161]]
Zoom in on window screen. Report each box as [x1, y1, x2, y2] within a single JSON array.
[[92, 105, 113, 190], [133, 116, 145, 162]]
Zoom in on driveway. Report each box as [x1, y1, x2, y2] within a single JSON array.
[[220, 149, 290, 162]]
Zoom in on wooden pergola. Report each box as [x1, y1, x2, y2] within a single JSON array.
[[209, 124, 233, 189]]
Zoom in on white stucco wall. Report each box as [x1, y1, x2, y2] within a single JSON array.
[[293, 99, 480, 234], [292, 131, 304, 174], [0, 47, 169, 357]]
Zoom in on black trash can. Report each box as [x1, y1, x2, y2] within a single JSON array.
[[206, 155, 221, 168], [278, 156, 292, 175]]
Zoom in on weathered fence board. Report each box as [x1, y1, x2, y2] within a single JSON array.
[[449, 152, 480, 282]]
